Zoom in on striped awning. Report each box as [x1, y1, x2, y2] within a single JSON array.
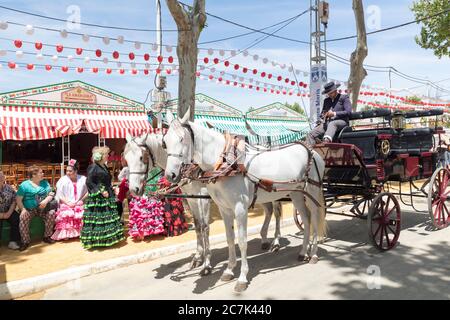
[[0, 106, 83, 140], [0, 106, 152, 141], [194, 114, 309, 146], [82, 109, 151, 139]]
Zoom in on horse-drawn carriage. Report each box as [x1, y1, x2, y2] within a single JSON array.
[[294, 108, 449, 251], [124, 106, 448, 292]]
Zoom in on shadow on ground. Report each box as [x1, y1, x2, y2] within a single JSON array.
[[152, 207, 449, 298]]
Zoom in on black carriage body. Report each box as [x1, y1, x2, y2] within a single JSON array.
[[316, 108, 443, 193]]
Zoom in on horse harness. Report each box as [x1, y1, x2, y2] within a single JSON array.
[[128, 133, 156, 180], [175, 124, 323, 208]]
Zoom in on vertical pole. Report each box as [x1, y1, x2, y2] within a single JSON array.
[[310, 0, 327, 125], [61, 136, 65, 177], [156, 0, 163, 128]]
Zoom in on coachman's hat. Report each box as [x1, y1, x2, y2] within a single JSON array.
[[322, 81, 341, 95]]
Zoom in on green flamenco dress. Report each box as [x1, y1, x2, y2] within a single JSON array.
[[80, 184, 125, 249]]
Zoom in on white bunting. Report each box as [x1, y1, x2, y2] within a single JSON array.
[[25, 25, 34, 35], [0, 21, 8, 30]]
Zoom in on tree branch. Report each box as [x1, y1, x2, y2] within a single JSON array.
[[193, 0, 207, 30], [348, 0, 368, 110], [166, 0, 190, 30]]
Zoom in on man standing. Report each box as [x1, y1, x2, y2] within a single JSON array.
[[306, 82, 352, 145]]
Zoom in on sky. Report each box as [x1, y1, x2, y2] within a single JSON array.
[[0, 0, 449, 113]]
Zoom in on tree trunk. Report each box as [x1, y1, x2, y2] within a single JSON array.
[[348, 0, 368, 111], [166, 0, 206, 121]]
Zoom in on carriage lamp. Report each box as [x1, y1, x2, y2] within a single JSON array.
[[391, 111, 406, 130]]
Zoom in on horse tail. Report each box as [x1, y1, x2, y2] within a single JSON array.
[[307, 151, 327, 241]]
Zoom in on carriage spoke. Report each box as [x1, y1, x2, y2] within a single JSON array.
[[441, 172, 449, 194], [387, 225, 396, 235], [434, 202, 442, 222], [442, 204, 449, 225], [373, 224, 382, 237], [384, 196, 391, 214], [384, 226, 391, 248], [378, 226, 384, 248]]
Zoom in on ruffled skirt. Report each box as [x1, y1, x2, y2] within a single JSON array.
[[128, 196, 165, 240], [80, 188, 125, 249], [51, 204, 83, 240]]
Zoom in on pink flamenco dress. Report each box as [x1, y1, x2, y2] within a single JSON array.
[[128, 195, 165, 241], [51, 176, 86, 241]]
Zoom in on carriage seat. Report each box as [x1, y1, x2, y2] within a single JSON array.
[[339, 130, 379, 162], [348, 108, 392, 121], [389, 128, 434, 155]]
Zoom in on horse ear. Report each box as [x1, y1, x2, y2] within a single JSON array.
[[166, 110, 175, 124], [180, 107, 191, 124], [125, 132, 133, 142]]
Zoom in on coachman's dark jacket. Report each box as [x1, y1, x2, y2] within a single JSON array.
[[320, 93, 352, 124]]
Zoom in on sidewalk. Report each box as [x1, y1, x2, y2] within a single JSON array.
[[0, 202, 296, 299]]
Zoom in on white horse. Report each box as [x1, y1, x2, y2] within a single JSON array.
[[163, 110, 326, 292], [123, 132, 284, 276]]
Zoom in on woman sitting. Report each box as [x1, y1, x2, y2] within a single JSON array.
[[51, 159, 87, 241], [16, 165, 57, 251]]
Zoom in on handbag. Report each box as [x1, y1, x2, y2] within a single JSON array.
[[35, 192, 58, 212]]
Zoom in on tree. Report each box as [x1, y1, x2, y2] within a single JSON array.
[[166, 0, 206, 120], [347, 0, 368, 111], [412, 0, 450, 58], [284, 102, 306, 117]]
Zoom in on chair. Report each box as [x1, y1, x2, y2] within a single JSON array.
[[1, 164, 15, 185], [13, 164, 26, 185], [43, 165, 55, 187]]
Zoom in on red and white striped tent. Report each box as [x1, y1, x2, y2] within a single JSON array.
[[0, 80, 153, 141]]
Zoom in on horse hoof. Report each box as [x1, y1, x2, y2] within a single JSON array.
[[309, 256, 319, 264], [189, 258, 203, 270], [261, 242, 270, 250], [298, 255, 310, 262], [234, 282, 248, 293], [270, 244, 280, 252], [221, 273, 235, 282], [200, 266, 212, 276]]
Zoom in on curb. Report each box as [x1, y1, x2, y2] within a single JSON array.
[[0, 218, 295, 300]]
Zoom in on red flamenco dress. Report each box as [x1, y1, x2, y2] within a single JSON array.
[[157, 176, 189, 237]]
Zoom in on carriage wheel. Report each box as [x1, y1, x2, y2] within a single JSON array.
[[350, 196, 373, 217], [367, 192, 401, 251], [427, 167, 450, 229]]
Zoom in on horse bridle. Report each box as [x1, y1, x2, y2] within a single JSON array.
[[165, 122, 195, 165], [128, 132, 155, 177]]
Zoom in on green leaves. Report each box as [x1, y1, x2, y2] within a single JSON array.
[[411, 0, 450, 58]]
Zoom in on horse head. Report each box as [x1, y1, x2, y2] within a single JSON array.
[[163, 108, 194, 184], [124, 132, 154, 196]]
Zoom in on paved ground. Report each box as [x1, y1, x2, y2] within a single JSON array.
[[0, 202, 277, 284], [24, 201, 450, 300]]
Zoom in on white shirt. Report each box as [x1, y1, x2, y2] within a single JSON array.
[[55, 175, 87, 202]]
